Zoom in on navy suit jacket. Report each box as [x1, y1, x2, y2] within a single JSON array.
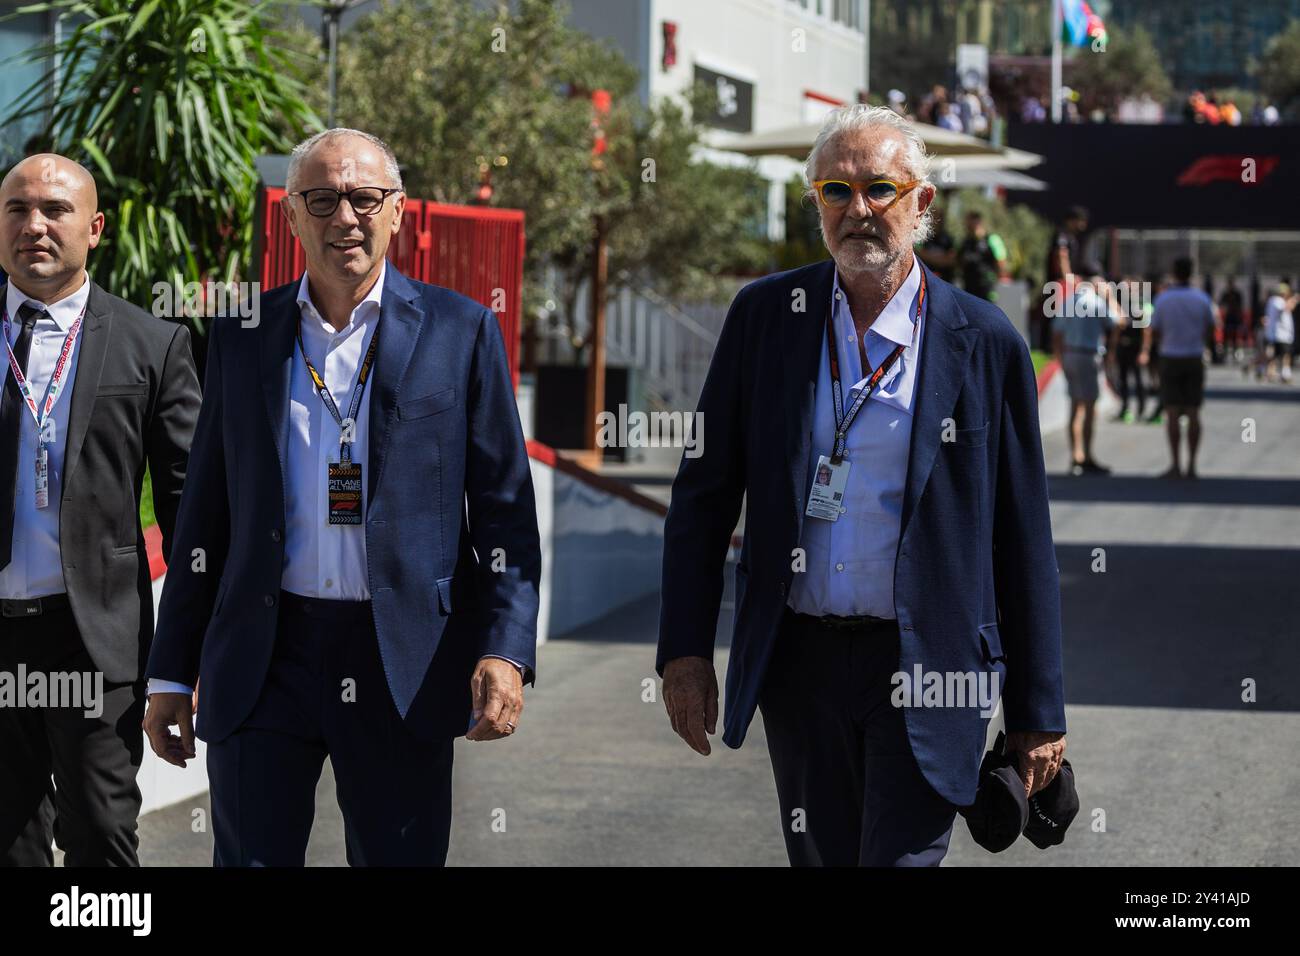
[[656, 258, 1066, 805], [147, 267, 541, 744]]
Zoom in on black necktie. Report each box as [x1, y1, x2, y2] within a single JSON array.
[[0, 303, 44, 571]]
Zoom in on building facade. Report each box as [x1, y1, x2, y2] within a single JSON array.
[[564, 0, 868, 239]]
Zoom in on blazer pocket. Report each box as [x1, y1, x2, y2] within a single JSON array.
[[97, 383, 148, 398], [951, 422, 989, 447], [435, 575, 453, 615], [111, 543, 137, 556], [397, 387, 456, 422], [979, 622, 1006, 663]]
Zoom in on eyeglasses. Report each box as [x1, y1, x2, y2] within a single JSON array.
[[291, 187, 401, 218], [811, 178, 921, 211]]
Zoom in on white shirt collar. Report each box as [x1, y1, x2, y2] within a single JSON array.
[[295, 262, 386, 334], [5, 272, 91, 333], [833, 255, 922, 349]]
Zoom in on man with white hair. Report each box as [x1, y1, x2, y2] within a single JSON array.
[[657, 106, 1067, 865]]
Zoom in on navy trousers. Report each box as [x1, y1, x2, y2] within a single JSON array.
[[207, 592, 454, 866], [758, 609, 959, 866]]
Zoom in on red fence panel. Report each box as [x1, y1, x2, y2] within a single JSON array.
[[259, 186, 307, 289], [421, 202, 525, 389], [387, 198, 424, 277], [257, 187, 524, 389]]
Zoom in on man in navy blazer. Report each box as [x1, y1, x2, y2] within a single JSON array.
[[142, 129, 540, 865], [657, 106, 1067, 865]]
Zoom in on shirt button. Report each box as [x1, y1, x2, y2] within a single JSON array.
[[835, 562, 845, 571], [324, 578, 334, 589], [839, 507, 846, 514]]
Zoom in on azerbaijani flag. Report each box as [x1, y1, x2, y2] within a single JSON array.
[[1062, 0, 1108, 48]]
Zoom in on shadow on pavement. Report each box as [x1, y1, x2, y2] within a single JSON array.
[[1046, 475, 1300, 507], [1057, 542, 1300, 712], [1203, 387, 1300, 404]]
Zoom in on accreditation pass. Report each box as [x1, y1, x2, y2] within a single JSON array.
[[804, 454, 850, 522]]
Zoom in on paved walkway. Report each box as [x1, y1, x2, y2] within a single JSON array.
[[134, 364, 1299, 865]]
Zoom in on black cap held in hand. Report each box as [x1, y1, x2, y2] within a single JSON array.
[[958, 731, 1028, 853], [1023, 758, 1079, 849]]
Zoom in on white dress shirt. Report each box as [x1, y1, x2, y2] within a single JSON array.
[[281, 264, 383, 599], [0, 274, 90, 599], [787, 256, 927, 620]]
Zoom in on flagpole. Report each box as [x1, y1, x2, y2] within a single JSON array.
[[1051, 0, 1063, 123]]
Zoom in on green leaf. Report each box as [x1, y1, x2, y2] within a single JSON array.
[[152, 93, 169, 162], [79, 138, 117, 187], [122, 0, 161, 43]]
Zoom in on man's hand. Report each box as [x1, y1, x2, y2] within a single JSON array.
[[143, 692, 196, 768], [1006, 730, 1066, 798], [663, 656, 718, 756], [467, 657, 523, 741]]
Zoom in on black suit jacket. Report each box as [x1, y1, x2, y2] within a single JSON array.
[[1, 280, 201, 683]]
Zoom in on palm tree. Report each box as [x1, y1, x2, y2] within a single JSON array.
[[2, 0, 320, 332]]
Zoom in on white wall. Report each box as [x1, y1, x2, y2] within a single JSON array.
[[648, 0, 866, 130], [138, 576, 209, 815]]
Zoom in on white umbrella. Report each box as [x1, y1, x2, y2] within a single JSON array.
[[716, 120, 1007, 161]]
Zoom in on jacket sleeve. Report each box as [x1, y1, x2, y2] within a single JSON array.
[[992, 331, 1067, 733], [655, 285, 750, 674], [146, 323, 202, 560], [463, 306, 541, 681], [146, 317, 230, 686]]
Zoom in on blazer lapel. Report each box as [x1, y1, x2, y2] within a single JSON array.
[[366, 269, 425, 506], [259, 281, 299, 501], [898, 262, 979, 541], [61, 281, 111, 490], [781, 259, 835, 538]]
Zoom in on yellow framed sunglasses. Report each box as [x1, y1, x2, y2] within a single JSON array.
[[812, 178, 921, 211]]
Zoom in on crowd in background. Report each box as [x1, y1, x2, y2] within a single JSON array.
[[886, 82, 999, 137], [1183, 91, 1282, 126]]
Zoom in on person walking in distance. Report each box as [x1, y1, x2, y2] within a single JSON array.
[[1052, 262, 1118, 475], [1142, 257, 1217, 478]]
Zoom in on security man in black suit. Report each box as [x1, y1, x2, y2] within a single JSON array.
[[0, 154, 200, 865]]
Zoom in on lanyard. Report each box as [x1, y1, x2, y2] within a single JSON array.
[[296, 323, 379, 463], [2, 305, 86, 450], [826, 269, 926, 464]]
